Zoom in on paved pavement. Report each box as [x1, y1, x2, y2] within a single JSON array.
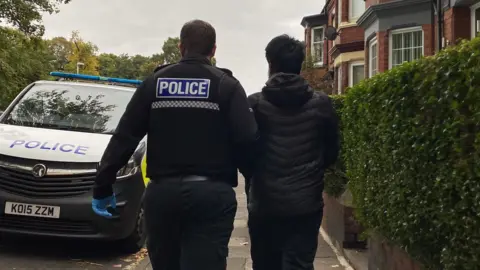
[[140, 177, 347, 270], [0, 175, 347, 270], [0, 234, 149, 269]]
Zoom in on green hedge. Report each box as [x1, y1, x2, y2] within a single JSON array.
[[343, 37, 480, 269], [324, 95, 348, 198]]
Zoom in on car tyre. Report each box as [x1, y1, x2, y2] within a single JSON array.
[[119, 203, 146, 254]]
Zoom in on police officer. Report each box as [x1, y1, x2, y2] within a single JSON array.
[[91, 19, 258, 270]]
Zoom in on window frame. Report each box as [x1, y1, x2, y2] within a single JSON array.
[[349, 0, 365, 21], [311, 26, 325, 66], [471, 2, 480, 38], [349, 60, 365, 87], [369, 37, 378, 77], [338, 0, 342, 24], [388, 26, 424, 69], [337, 66, 342, 94]]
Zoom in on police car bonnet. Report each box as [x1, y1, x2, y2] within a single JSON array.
[[0, 124, 112, 163]]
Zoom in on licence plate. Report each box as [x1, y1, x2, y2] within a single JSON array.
[[4, 202, 60, 219]]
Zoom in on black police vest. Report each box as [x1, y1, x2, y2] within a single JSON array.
[[145, 59, 237, 186]]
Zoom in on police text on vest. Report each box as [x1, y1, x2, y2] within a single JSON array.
[[156, 78, 210, 99]]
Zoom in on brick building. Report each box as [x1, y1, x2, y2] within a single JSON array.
[[301, 0, 480, 94], [301, 10, 329, 80]]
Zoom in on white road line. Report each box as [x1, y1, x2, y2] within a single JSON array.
[[319, 228, 354, 270]]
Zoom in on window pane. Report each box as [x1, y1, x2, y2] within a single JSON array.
[[392, 50, 402, 66], [412, 31, 422, 47], [413, 47, 422, 60], [313, 43, 323, 62], [403, 48, 412, 62], [404, 32, 412, 48], [351, 0, 365, 18], [313, 28, 324, 42], [392, 34, 402, 50], [352, 65, 365, 85]]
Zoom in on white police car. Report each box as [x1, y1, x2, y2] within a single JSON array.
[[0, 72, 149, 252]]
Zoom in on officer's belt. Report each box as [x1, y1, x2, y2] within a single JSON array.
[[151, 175, 210, 183]]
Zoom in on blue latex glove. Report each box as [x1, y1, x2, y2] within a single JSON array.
[[92, 194, 116, 218]]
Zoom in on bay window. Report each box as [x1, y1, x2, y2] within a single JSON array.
[[369, 38, 378, 77], [311, 26, 324, 65], [389, 27, 423, 69]]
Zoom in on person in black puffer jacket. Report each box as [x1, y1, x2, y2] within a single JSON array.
[[247, 34, 340, 270]]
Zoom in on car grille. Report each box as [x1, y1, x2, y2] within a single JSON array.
[[0, 215, 95, 235], [0, 154, 97, 198]]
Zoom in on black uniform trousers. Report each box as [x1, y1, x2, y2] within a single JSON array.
[[248, 210, 323, 270], [144, 176, 237, 270]]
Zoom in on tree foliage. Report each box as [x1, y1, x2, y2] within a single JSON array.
[[0, 0, 72, 36], [0, 27, 219, 110], [301, 55, 334, 94]]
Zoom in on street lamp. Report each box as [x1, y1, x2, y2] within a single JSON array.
[[76, 62, 84, 74]]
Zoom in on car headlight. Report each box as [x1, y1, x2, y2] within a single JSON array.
[[116, 156, 139, 179]]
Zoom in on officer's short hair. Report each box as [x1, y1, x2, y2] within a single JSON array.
[[180, 20, 216, 56], [265, 35, 305, 74]]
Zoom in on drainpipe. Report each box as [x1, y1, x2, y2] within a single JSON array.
[[437, 0, 443, 51], [431, 0, 436, 52]]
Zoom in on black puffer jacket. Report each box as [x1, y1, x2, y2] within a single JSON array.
[[247, 73, 339, 217]]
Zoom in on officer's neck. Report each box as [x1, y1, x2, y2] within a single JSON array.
[[181, 53, 212, 64]]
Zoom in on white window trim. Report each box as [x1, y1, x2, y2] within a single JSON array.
[[369, 37, 378, 78], [471, 2, 480, 39], [337, 66, 342, 94], [311, 26, 324, 66], [349, 61, 364, 87], [338, 0, 342, 24], [349, 0, 365, 22], [388, 26, 424, 70]]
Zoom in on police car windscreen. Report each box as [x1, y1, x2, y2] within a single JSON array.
[[1, 83, 133, 134]]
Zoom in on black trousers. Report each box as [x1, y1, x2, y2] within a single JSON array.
[[144, 177, 237, 270], [248, 210, 323, 270]]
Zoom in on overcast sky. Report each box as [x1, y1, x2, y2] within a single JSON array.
[[42, 0, 324, 95]]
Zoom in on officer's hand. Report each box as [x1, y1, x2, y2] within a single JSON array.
[[92, 194, 117, 218]]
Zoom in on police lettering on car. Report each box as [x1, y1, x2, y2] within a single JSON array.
[[9, 140, 89, 155], [0, 72, 148, 253], [91, 20, 258, 270]]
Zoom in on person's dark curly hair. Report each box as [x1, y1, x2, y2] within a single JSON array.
[[265, 34, 305, 74]]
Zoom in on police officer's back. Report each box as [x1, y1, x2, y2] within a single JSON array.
[[92, 20, 258, 270]]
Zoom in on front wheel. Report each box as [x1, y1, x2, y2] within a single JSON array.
[[119, 203, 146, 253]]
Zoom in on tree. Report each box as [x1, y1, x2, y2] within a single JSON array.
[[64, 31, 99, 75], [47, 36, 72, 71], [301, 55, 334, 94], [0, 27, 53, 109], [97, 53, 118, 77], [0, 0, 72, 36], [160, 37, 217, 65], [161, 37, 181, 64]]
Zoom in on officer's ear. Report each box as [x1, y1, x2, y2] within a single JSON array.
[[209, 44, 217, 58], [178, 42, 185, 56]]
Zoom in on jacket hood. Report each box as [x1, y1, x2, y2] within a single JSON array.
[[262, 73, 313, 108]]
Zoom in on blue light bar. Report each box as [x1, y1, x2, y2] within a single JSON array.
[[50, 72, 142, 86]]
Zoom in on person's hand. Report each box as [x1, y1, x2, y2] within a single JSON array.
[[92, 194, 116, 218]]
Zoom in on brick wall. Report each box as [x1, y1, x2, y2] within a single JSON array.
[[365, 0, 378, 9], [369, 234, 423, 270], [338, 26, 365, 44], [377, 31, 388, 72], [422, 24, 435, 56], [444, 7, 471, 45]]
